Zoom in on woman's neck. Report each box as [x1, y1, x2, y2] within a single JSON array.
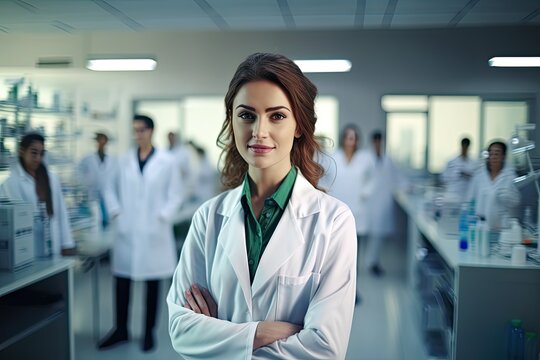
[[344, 148, 355, 162], [248, 163, 292, 200], [21, 163, 36, 178], [490, 166, 502, 180]]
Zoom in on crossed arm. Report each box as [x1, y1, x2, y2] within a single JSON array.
[[183, 283, 302, 350]]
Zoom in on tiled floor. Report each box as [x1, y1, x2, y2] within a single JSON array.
[[73, 236, 427, 360]]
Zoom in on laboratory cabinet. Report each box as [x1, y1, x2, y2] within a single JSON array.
[[396, 191, 540, 360], [0, 258, 74, 360]]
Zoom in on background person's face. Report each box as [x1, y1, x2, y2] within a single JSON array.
[[133, 120, 153, 147], [343, 129, 357, 153], [232, 80, 298, 174], [20, 141, 45, 172], [488, 144, 504, 171]]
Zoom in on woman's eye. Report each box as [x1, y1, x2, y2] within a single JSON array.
[[238, 112, 256, 121], [271, 112, 286, 120]]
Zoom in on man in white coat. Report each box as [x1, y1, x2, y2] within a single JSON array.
[[366, 131, 402, 277], [77, 131, 115, 229], [442, 137, 476, 201], [99, 114, 183, 352]]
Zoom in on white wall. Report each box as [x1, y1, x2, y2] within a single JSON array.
[[0, 26, 539, 156]]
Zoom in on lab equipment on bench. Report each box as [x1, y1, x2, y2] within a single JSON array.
[[0, 199, 33, 270]]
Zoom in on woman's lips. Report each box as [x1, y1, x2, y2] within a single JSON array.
[[248, 144, 275, 154]]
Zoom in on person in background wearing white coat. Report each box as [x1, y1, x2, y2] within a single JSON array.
[[77, 132, 115, 229], [0, 132, 75, 256], [98, 114, 183, 352], [167, 53, 357, 359], [467, 141, 520, 232], [442, 137, 476, 201], [366, 131, 402, 277], [321, 124, 374, 303]]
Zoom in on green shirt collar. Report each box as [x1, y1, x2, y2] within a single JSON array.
[[241, 167, 297, 211]]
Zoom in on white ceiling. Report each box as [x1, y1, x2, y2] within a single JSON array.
[[0, 0, 538, 33]]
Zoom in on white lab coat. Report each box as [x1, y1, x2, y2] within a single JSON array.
[[322, 149, 375, 235], [77, 152, 116, 201], [167, 171, 357, 360], [365, 151, 402, 236], [0, 163, 74, 255], [105, 148, 183, 280], [442, 155, 476, 200], [467, 164, 520, 230]]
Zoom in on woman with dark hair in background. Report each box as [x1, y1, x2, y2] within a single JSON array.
[[167, 53, 357, 359], [320, 123, 374, 302], [467, 140, 520, 231], [0, 132, 75, 256]]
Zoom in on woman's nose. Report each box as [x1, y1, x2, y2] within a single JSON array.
[[252, 119, 268, 139]]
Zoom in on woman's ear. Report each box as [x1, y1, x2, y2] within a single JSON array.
[[295, 127, 301, 139]]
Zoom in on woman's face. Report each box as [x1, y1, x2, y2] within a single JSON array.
[[488, 144, 504, 171], [20, 141, 45, 172], [343, 129, 357, 153], [232, 80, 299, 174]]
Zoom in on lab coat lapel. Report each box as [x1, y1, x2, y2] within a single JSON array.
[[251, 173, 318, 294], [217, 197, 253, 312]]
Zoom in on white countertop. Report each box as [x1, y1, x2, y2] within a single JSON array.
[[0, 258, 74, 297], [395, 191, 540, 270]]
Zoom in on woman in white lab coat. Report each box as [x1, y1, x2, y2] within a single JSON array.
[[467, 141, 520, 231], [98, 115, 183, 352], [167, 53, 357, 359], [323, 124, 374, 237], [0, 132, 75, 256]]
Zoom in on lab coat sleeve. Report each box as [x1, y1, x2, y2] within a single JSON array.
[[167, 207, 259, 360], [253, 207, 357, 359], [102, 157, 121, 218], [51, 175, 74, 249], [159, 156, 184, 223]]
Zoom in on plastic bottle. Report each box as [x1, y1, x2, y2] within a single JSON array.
[[468, 200, 477, 253], [477, 217, 490, 257], [459, 203, 469, 251], [507, 319, 525, 360], [524, 332, 538, 360]]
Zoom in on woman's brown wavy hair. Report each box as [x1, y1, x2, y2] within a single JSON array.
[[217, 53, 324, 189]]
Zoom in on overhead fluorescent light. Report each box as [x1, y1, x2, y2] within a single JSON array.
[[294, 59, 352, 73], [86, 58, 157, 71], [488, 57, 540, 67]]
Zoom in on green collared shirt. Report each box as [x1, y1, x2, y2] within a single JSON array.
[[241, 167, 297, 283]]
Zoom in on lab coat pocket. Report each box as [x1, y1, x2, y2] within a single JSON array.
[[276, 272, 320, 325]]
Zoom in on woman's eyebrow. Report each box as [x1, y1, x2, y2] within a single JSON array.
[[234, 104, 291, 112], [265, 106, 291, 112], [235, 104, 255, 111]]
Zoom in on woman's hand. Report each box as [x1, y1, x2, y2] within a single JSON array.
[[183, 283, 217, 318], [253, 321, 303, 350]]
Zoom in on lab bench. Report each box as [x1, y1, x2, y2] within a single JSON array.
[[396, 191, 540, 360], [0, 258, 74, 360]]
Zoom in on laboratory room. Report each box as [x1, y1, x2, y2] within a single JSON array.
[[0, 1, 539, 360]]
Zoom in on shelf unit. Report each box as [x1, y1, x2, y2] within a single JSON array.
[[0, 259, 74, 360]]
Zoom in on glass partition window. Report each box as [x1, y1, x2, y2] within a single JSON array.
[[428, 96, 481, 173], [384, 95, 531, 173], [387, 112, 427, 170], [483, 101, 528, 147]]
